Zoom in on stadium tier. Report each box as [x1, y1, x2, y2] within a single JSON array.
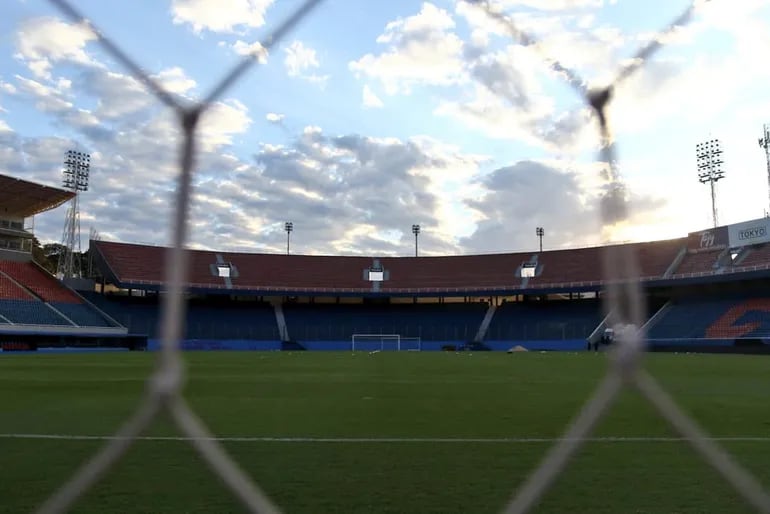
[[80, 228, 770, 354], [5, 215, 769, 352], [0, 260, 125, 332], [734, 243, 770, 269], [484, 298, 602, 350], [91, 238, 691, 294], [82, 292, 279, 341], [283, 302, 488, 349], [670, 248, 724, 276], [648, 296, 770, 341]]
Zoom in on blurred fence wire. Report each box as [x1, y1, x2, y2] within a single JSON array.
[[33, 0, 770, 512]]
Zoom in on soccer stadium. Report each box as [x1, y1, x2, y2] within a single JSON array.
[[3, 173, 770, 513], [2, 1, 770, 513]]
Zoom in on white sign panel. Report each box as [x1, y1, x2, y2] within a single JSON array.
[[728, 217, 770, 248]]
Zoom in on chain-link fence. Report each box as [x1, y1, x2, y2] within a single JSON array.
[[24, 0, 770, 512]]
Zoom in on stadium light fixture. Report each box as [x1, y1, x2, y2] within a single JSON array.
[[58, 149, 91, 280], [412, 224, 420, 257], [284, 221, 293, 255], [696, 139, 725, 228], [759, 124, 770, 216], [536, 226, 544, 253]]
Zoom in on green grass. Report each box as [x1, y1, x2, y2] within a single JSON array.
[[0, 351, 769, 513]]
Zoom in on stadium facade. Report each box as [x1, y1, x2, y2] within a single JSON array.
[[2, 173, 770, 353]]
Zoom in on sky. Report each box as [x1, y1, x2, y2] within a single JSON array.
[[0, 0, 769, 257]]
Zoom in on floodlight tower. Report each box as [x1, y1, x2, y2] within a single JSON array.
[[412, 224, 420, 257], [759, 124, 770, 215], [57, 150, 90, 279], [536, 226, 544, 252], [696, 139, 725, 228], [284, 221, 293, 255]]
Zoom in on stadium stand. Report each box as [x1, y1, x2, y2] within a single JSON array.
[[83, 219, 770, 354], [283, 301, 488, 343], [0, 273, 31, 300], [527, 239, 685, 288], [0, 299, 71, 326], [82, 293, 279, 339], [0, 261, 79, 302], [0, 261, 116, 328], [670, 248, 724, 275], [635, 238, 690, 276], [647, 296, 770, 340], [0, 173, 134, 352], [379, 254, 526, 290], [734, 244, 770, 269], [91, 238, 689, 294], [485, 298, 602, 342]]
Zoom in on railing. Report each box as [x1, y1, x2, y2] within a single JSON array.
[[113, 260, 770, 295]]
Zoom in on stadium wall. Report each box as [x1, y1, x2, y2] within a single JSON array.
[[141, 338, 591, 352]]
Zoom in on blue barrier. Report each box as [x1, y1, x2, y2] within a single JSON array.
[[485, 340, 588, 351], [646, 338, 735, 348], [146, 339, 282, 351]]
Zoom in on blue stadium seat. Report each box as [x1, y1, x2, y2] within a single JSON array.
[[283, 302, 488, 342], [0, 299, 71, 325], [51, 302, 115, 328], [485, 299, 601, 341]]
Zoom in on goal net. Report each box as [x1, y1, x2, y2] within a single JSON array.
[[350, 334, 421, 351]]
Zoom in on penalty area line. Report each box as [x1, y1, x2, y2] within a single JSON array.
[[1, 434, 770, 443]]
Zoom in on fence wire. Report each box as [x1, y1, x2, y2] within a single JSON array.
[[31, 0, 770, 513]]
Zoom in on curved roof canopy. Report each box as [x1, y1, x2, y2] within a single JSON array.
[[0, 174, 74, 218]]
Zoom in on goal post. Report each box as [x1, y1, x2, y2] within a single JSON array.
[[350, 334, 422, 351]]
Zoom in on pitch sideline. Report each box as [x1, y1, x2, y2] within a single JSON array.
[[1, 433, 769, 443]]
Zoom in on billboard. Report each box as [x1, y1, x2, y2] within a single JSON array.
[[728, 217, 770, 248], [687, 225, 729, 251]]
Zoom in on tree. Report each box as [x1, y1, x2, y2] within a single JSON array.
[[31, 239, 57, 273]]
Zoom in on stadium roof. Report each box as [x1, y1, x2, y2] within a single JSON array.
[[0, 174, 74, 217]]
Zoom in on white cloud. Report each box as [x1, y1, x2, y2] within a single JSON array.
[[151, 67, 197, 95], [231, 40, 268, 62], [12, 75, 74, 113], [349, 2, 466, 95], [284, 40, 318, 76], [80, 70, 153, 119], [362, 85, 384, 109], [499, 0, 605, 9], [0, 120, 11, 133], [14, 17, 97, 80], [266, 112, 284, 123], [283, 40, 328, 86], [434, 43, 598, 155], [171, 0, 274, 34], [199, 99, 252, 151]]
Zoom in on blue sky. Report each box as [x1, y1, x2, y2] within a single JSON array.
[[1, 0, 769, 256]]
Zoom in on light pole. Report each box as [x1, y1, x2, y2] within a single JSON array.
[[412, 224, 420, 257], [58, 150, 90, 279], [284, 221, 293, 255], [536, 227, 544, 252], [759, 124, 770, 215], [696, 139, 725, 228]]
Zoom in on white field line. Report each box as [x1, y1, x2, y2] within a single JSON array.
[[1, 434, 769, 443]]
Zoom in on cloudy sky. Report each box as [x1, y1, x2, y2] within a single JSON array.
[[1, 0, 769, 257]]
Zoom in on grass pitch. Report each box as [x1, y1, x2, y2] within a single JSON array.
[[1, 351, 769, 513]]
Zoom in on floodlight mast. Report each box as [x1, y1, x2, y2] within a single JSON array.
[[284, 221, 293, 255], [536, 226, 544, 253], [695, 139, 725, 228], [412, 224, 420, 257], [759, 124, 770, 215], [57, 150, 90, 280]]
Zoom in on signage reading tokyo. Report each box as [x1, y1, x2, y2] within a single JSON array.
[[727, 217, 770, 248], [738, 226, 767, 241]]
